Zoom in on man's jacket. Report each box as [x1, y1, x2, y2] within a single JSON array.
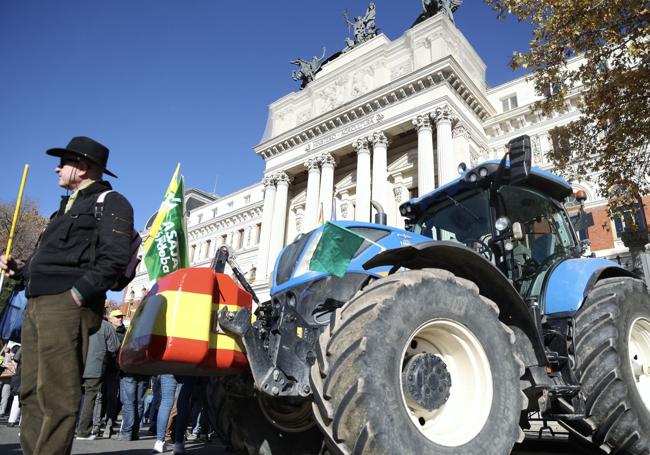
[[25, 180, 134, 301], [83, 319, 120, 378]]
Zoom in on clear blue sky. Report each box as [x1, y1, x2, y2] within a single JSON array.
[[0, 1, 532, 230]]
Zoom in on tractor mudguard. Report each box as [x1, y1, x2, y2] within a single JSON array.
[[363, 240, 548, 366], [542, 258, 635, 314]]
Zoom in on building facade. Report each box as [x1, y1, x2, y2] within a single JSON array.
[[123, 9, 645, 313]]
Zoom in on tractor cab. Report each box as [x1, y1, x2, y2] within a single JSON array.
[[400, 136, 579, 300]]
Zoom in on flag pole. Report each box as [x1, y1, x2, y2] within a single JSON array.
[[0, 164, 30, 292]]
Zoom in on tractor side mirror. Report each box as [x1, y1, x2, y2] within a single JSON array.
[[508, 135, 532, 185]]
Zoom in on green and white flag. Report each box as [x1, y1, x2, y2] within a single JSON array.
[[309, 222, 365, 278], [143, 164, 189, 281]]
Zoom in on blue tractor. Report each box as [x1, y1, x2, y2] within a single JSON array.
[[214, 135, 650, 455]]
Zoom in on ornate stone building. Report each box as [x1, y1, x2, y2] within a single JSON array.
[[122, 8, 646, 311]]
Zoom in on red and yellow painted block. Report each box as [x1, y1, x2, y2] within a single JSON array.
[[120, 268, 251, 376]]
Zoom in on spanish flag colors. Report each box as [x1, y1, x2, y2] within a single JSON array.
[[119, 267, 251, 375]]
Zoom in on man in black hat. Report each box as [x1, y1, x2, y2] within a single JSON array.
[[0, 136, 134, 455]]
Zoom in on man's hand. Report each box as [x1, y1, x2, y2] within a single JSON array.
[[0, 255, 24, 276]]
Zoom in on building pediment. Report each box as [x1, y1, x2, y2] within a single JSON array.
[[256, 15, 495, 164]]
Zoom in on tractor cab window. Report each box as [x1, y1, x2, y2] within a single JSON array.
[[414, 190, 492, 254]]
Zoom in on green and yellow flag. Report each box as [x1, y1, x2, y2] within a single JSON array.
[[309, 222, 365, 278], [143, 164, 189, 281]]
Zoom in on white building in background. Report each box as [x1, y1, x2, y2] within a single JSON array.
[[123, 8, 633, 310]]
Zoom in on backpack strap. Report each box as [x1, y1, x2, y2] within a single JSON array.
[[91, 190, 114, 264], [94, 190, 114, 221]]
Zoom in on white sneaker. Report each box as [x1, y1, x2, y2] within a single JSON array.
[[152, 440, 166, 453], [76, 435, 97, 440], [173, 442, 185, 454]]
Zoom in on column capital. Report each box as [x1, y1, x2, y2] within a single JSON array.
[[274, 171, 292, 186], [262, 175, 276, 189], [370, 131, 389, 147], [432, 104, 455, 124], [318, 152, 337, 168], [452, 122, 470, 140], [304, 157, 321, 172], [412, 114, 432, 132], [353, 137, 370, 153]]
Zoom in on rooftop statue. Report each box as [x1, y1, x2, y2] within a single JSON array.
[[290, 47, 327, 89], [342, 3, 378, 53], [419, 0, 463, 24]]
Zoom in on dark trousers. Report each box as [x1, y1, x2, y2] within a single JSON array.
[[77, 377, 102, 437], [103, 370, 120, 423], [20, 291, 102, 455]]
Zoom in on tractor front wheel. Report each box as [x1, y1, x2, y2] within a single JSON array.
[[310, 269, 525, 455]]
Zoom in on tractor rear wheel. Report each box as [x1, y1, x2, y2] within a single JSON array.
[[568, 277, 650, 454], [207, 373, 323, 455], [310, 269, 525, 455]]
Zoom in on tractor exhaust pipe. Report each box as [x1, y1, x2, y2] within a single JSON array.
[[371, 200, 387, 225]]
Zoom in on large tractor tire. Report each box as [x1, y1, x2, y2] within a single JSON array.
[[206, 373, 323, 455], [569, 277, 650, 454], [310, 269, 526, 455]]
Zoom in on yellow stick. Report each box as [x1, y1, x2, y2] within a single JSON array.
[[0, 164, 29, 289]]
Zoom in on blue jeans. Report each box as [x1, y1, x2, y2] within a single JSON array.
[[155, 374, 177, 442], [119, 375, 148, 439]]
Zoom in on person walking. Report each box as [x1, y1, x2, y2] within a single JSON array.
[[0, 343, 16, 416], [0, 136, 134, 455], [102, 309, 126, 438], [8, 345, 22, 427], [76, 318, 120, 440]]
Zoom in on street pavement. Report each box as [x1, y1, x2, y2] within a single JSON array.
[[0, 415, 597, 455]]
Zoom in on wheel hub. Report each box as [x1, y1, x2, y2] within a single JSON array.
[[402, 353, 452, 412]]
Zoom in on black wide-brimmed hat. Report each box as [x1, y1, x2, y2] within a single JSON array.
[[46, 136, 117, 178]]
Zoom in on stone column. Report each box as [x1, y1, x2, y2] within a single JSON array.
[[268, 172, 291, 274], [354, 138, 372, 222], [371, 131, 389, 219], [304, 157, 321, 231], [413, 114, 435, 196], [256, 175, 277, 280], [452, 122, 472, 178], [233, 230, 242, 251], [433, 105, 455, 187], [244, 225, 252, 249], [318, 153, 336, 224], [392, 185, 410, 228]]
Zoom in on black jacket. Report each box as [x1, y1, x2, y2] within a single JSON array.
[[25, 180, 134, 301]]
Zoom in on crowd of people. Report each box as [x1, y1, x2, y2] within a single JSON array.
[[1, 307, 216, 454]]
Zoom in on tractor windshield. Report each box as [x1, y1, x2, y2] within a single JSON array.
[[413, 190, 492, 247]]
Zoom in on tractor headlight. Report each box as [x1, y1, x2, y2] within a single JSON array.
[[495, 216, 511, 232], [457, 162, 467, 174], [478, 167, 488, 177], [468, 172, 478, 183]]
